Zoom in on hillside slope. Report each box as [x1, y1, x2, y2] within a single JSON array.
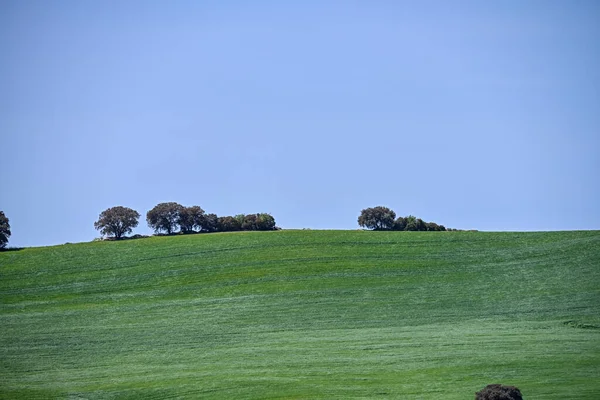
[[1, 230, 599, 399]]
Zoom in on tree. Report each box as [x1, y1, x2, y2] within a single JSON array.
[[394, 216, 407, 231], [202, 213, 218, 232], [178, 206, 205, 233], [146, 202, 184, 234], [240, 213, 276, 231], [358, 206, 396, 230], [217, 216, 241, 232], [426, 222, 446, 231], [241, 214, 257, 230], [94, 206, 140, 239], [404, 215, 419, 231], [416, 218, 427, 231], [0, 211, 11, 249], [475, 384, 523, 400], [426, 222, 439, 231], [256, 213, 276, 230], [234, 214, 246, 226]]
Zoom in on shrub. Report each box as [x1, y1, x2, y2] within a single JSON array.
[[392, 214, 449, 232], [475, 384, 523, 400]]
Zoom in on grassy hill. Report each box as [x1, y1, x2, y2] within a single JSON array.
[[1, 230, 599, 399]]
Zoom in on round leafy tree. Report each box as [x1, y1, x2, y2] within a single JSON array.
[[358, 206, 396, 230], [178, 205, 205, 233], [0, 211, 11, 249], [146, 202, 184, 234], [94, 206, 140, 239], [257, 213, 276, 230]]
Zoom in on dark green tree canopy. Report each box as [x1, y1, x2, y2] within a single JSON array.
[[0, 211, 11, 249], [146, 202, 184, 234], [362, 208, 449, 232], [216, 213, 276, 232], [234, 214, 246, 226], [358, 206, 396, 230], [178, 205, 205, 233], [255, 213, 276, 230], [241, 214, 258, 231], [202, 213, 218, 232], [236, 213, 277, 231], [394, 216, 407, 231], [217, 216, 242, 232], [405, 215, 426, 231], [94, 206, 140, 239], [475, 384, 523, 400], [426, 222, 443, 231]]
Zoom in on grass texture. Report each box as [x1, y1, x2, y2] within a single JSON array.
[[1, 230, 599, 399]]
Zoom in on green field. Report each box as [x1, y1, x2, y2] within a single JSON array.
[[1, 230, 599, 399]]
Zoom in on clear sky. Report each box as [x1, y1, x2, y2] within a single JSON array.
[[1, 0, 599, 247]]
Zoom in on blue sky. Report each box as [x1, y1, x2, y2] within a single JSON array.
[[1, 0, 599, 247]]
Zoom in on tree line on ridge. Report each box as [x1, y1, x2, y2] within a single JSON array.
[[0, 205, 460, 249], [358, 206, 453, 231], [94, 203, 277, 240]]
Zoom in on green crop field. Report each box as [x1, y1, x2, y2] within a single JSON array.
[[1, 230, 599, 399]]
